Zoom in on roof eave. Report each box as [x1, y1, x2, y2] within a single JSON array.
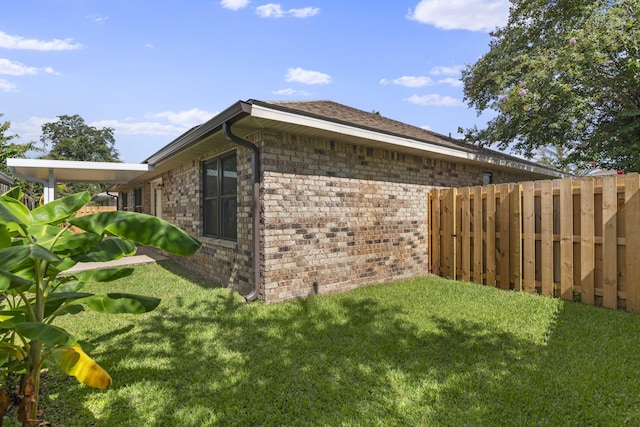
[[143, 100, 252, 166], [249, 102, 566, 179]]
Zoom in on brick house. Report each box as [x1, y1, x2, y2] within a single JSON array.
[[113, 99, 563, 303]]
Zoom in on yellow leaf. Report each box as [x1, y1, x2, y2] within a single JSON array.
[[51, 344, 112, 389]]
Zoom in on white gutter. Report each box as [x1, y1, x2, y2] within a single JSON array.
[[249, 104, 566, 178]]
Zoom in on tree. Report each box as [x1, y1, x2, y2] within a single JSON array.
[[40, 115, 121, 196], [0, 187, 201, 426], [462, 0, 640, 172], [40, 115, 119, 163], [0, 118, 37, 177]]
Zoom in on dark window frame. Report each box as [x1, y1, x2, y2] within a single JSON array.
[[133, 187, 143, 213], [121, 192, 129, 211], [203, 151, 237, 240], [483, 172, 493, 185]]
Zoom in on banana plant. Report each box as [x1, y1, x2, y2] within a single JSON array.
[[0, 188, 201, 426]]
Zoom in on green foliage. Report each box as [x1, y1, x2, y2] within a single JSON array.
[[463, 0, 640, 171], [39, 115, 121, 197], [29, 268, 640, 426], [0, 187, 201, 425], [0, 118, 39, 177]]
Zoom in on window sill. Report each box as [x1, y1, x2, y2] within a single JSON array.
[[200, 236, 237, 250]]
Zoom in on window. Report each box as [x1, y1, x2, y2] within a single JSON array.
[[483, 172, 493, 185], [133, 187, 143, 212], [203, 152, 237, 240], [121, 192, 129, 211]]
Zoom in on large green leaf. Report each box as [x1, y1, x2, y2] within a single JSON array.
[[69, 211, 201, 256], [14, 322, 77, 346], [31, 192, 91, 225], [0, 225, 10, 249], [0, 195, 32, 228], [73, 237, 135, 263], [0, 244, 62, 272], [72, 267, 134, 283], [2, 187, 23, 200], [51, 231, 103, 257], [0, 270, 31, 291], [72, 293, 160, 314], [0, 311, 26, 328]]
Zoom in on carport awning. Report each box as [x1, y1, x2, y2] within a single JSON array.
[[6, 159, 153, 203], [7, 159, 152, 183]]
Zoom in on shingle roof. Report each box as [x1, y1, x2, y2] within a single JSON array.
[[254, 100, 478, 152]]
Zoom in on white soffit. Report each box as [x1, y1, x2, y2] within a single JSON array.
[[6, 159, 153, 183]]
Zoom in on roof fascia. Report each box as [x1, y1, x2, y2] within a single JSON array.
[[7, 158, 152, 172], [249, 103, 566, 178], [144, 100, 252, 166]]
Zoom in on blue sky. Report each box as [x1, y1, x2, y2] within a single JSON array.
[[1, 0, 510, 163]]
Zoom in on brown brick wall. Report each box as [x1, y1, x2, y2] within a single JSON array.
[[258, 130, 542, 302], [120, 127, 546, 303]]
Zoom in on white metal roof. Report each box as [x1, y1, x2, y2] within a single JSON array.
[[7, 159, 153, 183]]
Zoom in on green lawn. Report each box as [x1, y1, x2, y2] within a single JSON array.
[[15, 261, 640, 426]]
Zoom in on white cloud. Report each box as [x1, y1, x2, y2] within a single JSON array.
[[90, 120, 187, 136], [256, 3, 284, 17], [430, 65, 464, 76], [220, 0, 250, 10], [13, 116, 56, 143], [421, 125, 432, 131], [87, 108, 217, 137], [0, 31, 82, 50], [286, 67, 331, 84], [0, 59, 59, 76], [0, 78, 16, 92], [0, 59, 38, 76], [438, 77, 463, 87], [406, 94, 464, 106], [144, 43, 154, 49], [407, 0, 510, 32], [272, 88, 311, 96], [288, 7, 320, 18], [380, 76, 433, 88], [146, 108, 214, 128], [256, 4, 320, 18]]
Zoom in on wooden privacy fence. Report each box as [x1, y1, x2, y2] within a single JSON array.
[[428, 173, 640, 312]]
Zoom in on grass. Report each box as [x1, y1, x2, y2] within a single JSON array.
[[11, 261, 640, 426]]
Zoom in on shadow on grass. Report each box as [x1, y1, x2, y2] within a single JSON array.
[[38, 280, 640, 426]]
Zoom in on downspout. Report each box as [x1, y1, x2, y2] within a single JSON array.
[[222, 122, 262, 302], [106, 190, 119, 210]]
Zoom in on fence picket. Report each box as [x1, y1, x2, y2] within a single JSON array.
[[472, 186, 483, 284], [540, 180, 554, 297], [625, 174, 640, 312], [522, 181, 536, 293], [560, 178, 574, 300], [580, 178, 595, 305], [602, 175, 618, 309], [461, 187, 471, 282], [485, 185, 496, 287]]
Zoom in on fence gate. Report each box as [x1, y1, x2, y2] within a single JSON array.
[[428, 173, 640, 312]]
